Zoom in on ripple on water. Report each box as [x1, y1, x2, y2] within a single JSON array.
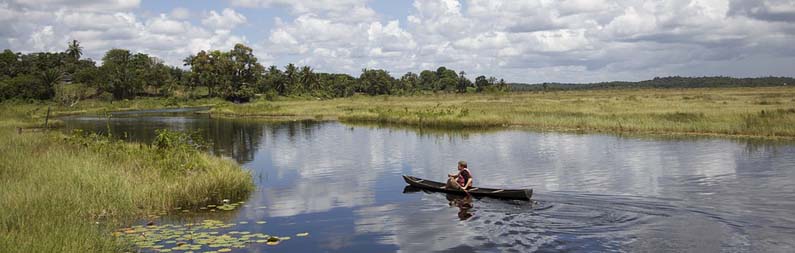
[[455, 192, 678, 252]]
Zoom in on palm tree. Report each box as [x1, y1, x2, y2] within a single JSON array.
[[66, 40, 83, 61], [299, 66, 316, 92], [40, 68, 64, 87], [40, 68, 64, 100], [267, 65, 286, 95], [284, 63, 297, 94]]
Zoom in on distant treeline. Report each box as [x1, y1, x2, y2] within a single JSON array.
[[0, 41, 508, 103], [511, 76, 794, 91]]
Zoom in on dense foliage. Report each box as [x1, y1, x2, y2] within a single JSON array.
[[1, 41, 507, 103], [183, 47, 508, 100], [0, 41, 186, 102], [3, 40, 792, 103]]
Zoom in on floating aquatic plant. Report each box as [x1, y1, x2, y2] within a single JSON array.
[[116, 219, 297, 251]]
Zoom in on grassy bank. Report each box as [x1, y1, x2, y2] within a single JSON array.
[[209, 86, 795, 138], [0, 106, 253, 252], [9, 86, 795, 139]]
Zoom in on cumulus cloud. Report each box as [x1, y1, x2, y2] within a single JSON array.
[[147, 14, 189, 35], [0, 1, 249, 67], [202, 8, 248, 30], [729, 0, 795, 22], [1, 0, 793, 82]]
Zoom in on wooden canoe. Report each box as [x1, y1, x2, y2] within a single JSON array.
[[402, 175, 533, 201]]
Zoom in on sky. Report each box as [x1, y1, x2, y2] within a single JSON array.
[[1, 0, 794, 83]]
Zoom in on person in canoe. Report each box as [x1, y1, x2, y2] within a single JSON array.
[[446, 160, 473, 192]]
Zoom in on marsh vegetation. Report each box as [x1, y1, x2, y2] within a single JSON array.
[[208, 86, 795, 138], [0, 106, 253, 252]]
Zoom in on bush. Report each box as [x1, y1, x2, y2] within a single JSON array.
[[151, 129, 211, 173], [0, 75, 54, 101], [54, 83, 89, 107], [152, 129, 208, 151]]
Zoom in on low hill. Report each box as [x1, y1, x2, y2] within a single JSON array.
[[511, 76, 794, 91]]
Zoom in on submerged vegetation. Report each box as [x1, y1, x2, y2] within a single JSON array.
[[0, 106, 253, 252]]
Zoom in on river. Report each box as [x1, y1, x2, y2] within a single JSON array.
[[62, 113, 795, 252]]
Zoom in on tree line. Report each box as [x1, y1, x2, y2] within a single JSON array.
[[0, 41, 508, 103], [511, 76, 795, 91]]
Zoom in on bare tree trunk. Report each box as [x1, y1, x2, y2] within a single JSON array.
[[45, 106, 51, 128]]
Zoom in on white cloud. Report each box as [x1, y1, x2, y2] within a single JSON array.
[[9, 0, 140, 12], [1, 0, 794, 82], [59, 12, 140, 31], [170, 7, 191, 20], [202, 8, 247, 30], [0, 3, 250, 68], [29, 26, 56, 51], [604, 7, 658, 38], [147, 14, 189, 35]]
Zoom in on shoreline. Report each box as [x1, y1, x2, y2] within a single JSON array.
[[10, 86, 793, 140]]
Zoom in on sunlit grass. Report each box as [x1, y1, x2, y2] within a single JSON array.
[[8, 86, 795, 138], [209, 87, 795, 138], [0, 106, 253, 252]]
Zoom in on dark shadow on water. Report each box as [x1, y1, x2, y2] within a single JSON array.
[[343, 121, 504, 139], [446, 194, 474, 221], [403, 186, 474, 221], [107, 106, 212, 116]]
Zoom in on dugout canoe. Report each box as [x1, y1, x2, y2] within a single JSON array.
[[402, 175, 533, 201]]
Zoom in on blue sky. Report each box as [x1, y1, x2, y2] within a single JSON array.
[[1, 0, 794, 83]]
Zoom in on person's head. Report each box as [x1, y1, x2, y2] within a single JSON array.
[[458, 160, 467, 170]]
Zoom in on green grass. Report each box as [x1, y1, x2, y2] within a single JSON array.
[[206, 87, 795, 138], [14, 86, 795, 138], [0, 105, 253, 252], [11, 86, 795, 139]]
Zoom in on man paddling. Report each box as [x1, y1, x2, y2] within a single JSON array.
[[446, 160, 473, 193]]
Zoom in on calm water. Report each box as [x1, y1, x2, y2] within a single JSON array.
[[62, 114, 795, 252]]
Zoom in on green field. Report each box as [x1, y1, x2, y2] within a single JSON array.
[[0, 106, 253, 252], [14, 86, 795, 138], [208, 86, 795, 138]]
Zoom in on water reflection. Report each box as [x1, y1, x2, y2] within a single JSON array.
[[61, 116, 795, 252], [62, 115, 327, 164], [447, 195, 474, 221], [403, 186, 474, 221]]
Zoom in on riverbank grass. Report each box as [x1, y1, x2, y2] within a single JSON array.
[[210, 86, 795, 138], [0, 107, 253, 252]]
